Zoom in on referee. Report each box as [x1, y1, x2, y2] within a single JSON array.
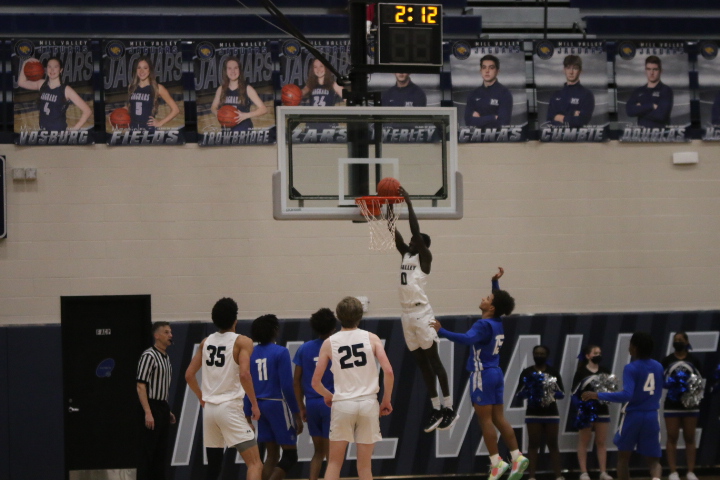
[[136, 321, 176, 480]]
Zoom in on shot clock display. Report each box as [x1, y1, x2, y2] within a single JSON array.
[[378, 3, 443, 67]]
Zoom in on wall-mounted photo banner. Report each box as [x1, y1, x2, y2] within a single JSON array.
[[696, 41, 720, 141], [534, 40, 609, 142], [12, 39, 94, 146], [450, 40, 527, 143], [279, 39, 350, 144], [367, 72, 441, 143], [615, 41, 690, 143], [103, 40, 185, 146], [194, 41, 275, 146]]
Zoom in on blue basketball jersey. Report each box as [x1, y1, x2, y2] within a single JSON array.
[[38, 82, 69, 131], [439, 317, 504, 371], [292, 338, 334, 400], [249, 343, 300, 413], [223, 87, 253, 132], [308, 86, 337, 107], [599, 359, 664, 412], [129, 84, 154, 129]]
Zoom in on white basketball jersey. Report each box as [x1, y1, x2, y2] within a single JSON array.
[[330, 329, 379, 401], [399, 253, 429, 309], [201, 332, 245, 404]]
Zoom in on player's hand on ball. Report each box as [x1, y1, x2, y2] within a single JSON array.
[[581, 391, 599, 401], [429, 318, 441, 331]]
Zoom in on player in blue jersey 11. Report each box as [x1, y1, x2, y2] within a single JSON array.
[[211, 56, 268, 132], [18, 57, 92, 132], [582, 332, 664, 480], [245, 314, 302, 480], [431, 268, 528, 480], [626, 56, 673, 129], [127, 57, 180, 131], [293, 308, 338, 480]]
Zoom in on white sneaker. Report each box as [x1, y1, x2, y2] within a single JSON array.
[[600, 472, 613, 480], [686, 473, 699, 480], [668, 472, 680, 480], [580, 474, 590, 480]]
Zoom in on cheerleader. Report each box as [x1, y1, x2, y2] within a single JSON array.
[[572, 345, 612, 480], [210, 56, 267, 132], [662, 332, 702, 480], [516, 345, 565, 480]]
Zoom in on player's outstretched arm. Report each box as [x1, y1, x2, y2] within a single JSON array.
[[236, 335, 261, 420], [311, 339, 334, 407], [400, 186, 432, 271], [185, 338, 207, 408], [371, 333, 394, 416]]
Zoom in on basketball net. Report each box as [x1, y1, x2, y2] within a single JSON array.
[[355, 196, 405, 251]]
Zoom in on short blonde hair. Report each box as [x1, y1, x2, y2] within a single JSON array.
[[336, 296, 363, 328]]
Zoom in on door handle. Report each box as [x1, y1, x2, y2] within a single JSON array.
[[68, 407, 80, 413]]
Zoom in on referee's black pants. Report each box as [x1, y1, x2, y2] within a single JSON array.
[[137, 400, 170, 480]]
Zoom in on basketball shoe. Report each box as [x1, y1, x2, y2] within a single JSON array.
[[423, 408, 444, 433], [438, 407, 458, 430], [507, 454, 529, 480], [489, 460, 510, 480]]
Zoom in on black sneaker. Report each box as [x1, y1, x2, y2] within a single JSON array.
[[423, 408, 444, 433], [437, 407, 458, 430]]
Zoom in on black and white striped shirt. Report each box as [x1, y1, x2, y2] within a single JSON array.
[[137, 346, 172, 402]]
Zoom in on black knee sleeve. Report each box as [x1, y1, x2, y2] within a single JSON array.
[[277, 448, 298, 473]]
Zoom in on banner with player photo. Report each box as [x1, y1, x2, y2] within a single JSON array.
[[11, 39, 94, 146], [450, 40, 527, 143], [534, 40, 609, 142], [194, 40, 275, 146], [279, 39, 349, 144], [615, 41, 690, 143], [103, 40, 185, 146], [695, 41, 720, 141]]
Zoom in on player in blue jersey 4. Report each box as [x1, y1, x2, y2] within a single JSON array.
[[127, 57, 180, 131], [211, 56, 268, 132], [382, 73, 427, 107], [546, 55, 595, 128], [626, 56, 673, 129], [464, 55, 513, 129], [293, 308, 338, 480], [18, 57, 92, 132], [393, 187, 456, 433], [431, 268, 528, 480], [582, 332, 664, 480], [245, 315, 303, 480]]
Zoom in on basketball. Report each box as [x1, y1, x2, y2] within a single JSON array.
[[281, 84, 302, 106], [377, 177, 401, 197], [217, 105, 239, 127], [109, 107, 131, 129], [24, 61, 45, 81]]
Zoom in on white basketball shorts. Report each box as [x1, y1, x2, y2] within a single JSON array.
[[204, 399, 255, 448], [329, 397, 381, 444], [400, 303, 438, 351]]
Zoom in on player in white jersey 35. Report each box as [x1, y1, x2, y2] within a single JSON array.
[[312, 297, 394, 480], [185, 297, 263, 480], [392, 186, 456, 432]]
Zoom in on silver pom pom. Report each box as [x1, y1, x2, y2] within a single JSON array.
[[681, 374, 706, 409], [541, 375, 559, 407], [590, 373, 619, 404]]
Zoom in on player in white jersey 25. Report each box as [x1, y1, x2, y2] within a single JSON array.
[[392, 186, 456, 432], [312, 297, 394, 480], [185, 297, 263, 480]]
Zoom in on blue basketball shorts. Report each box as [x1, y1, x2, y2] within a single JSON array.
[[305, 397, 331, 438], [471, 368, 504, 406], [257, 399, 297, 445], [614, 410, 661, 458]]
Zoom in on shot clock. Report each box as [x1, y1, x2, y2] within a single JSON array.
[[377, 3, 443, 67]]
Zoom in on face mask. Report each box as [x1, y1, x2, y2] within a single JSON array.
[[533, 356, 547, 366], [591, 355, 602, 365], [673, 342, 686, 352]]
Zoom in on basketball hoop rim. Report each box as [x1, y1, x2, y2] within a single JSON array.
[[354, 196, 405, 205]]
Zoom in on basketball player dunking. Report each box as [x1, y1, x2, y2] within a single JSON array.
[[185, 298, 263, 480], [392, 187, 457, 432], [312, 296, 394, 480]]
